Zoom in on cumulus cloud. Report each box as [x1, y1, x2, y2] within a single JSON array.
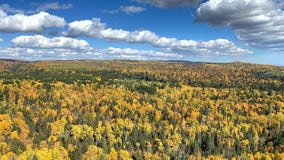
[[63, 18, 106, 38], [0, 46, 180, 61], [0, 47, 95, 60], [163, 39, 252, 55], [12, 35, 91, 51], [35, 2, 73, 12], [0, 38, 3, 42], [63, 18, 252, 55], [4, 34, 179, 60], [0, 35, 95, 60], [196, 0, 284, 51], [0, 10, 66, 33], [135, 0, 199, 8], [120, 6, 146, 14], [99, 47, 181, 60]]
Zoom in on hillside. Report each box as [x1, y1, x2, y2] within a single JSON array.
[[0, 60, 283, 159]]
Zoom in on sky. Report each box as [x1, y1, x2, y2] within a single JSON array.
[[0, 0, 283, 66]]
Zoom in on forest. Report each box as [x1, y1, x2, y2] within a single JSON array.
[[0, 59, 283, 159]]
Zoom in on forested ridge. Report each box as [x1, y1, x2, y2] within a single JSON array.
[[0, 59, 283, 159]]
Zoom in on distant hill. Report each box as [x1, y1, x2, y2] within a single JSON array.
[[0, 58, 26, 63], [0, 59, 282, 67]]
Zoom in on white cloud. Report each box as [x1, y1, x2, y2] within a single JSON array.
[[12, 35, 91, 51], [120, 6, 146, 14], [35, 2, 73, 12], [162, 39, 253, 55], [64, 18, 252, 55], [103, 5, 146, 14], [103, 10, 119, 14], [0, 46, 180, 61], [135, 0, 199, 8], [99, 47, 182, 60], [0, 10, 7, 17], [0, 38, 3, 42], [0, 47, 95, 60], [196, 0, 284, 51], [4, 34, 179, 60], [0, 4, 24, 14], [62, 18, 106, 38], [0, 10, 66, 33]]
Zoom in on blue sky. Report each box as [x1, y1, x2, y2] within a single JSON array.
[[0, 0, 283, 66]]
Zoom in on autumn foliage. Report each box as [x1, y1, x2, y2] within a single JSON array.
[[0, 60, 283, 159]]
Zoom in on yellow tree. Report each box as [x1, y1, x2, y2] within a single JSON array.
[[81, 145, 104, 160], [0, 114, 13, 136], [12, 112, 30, 143]]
